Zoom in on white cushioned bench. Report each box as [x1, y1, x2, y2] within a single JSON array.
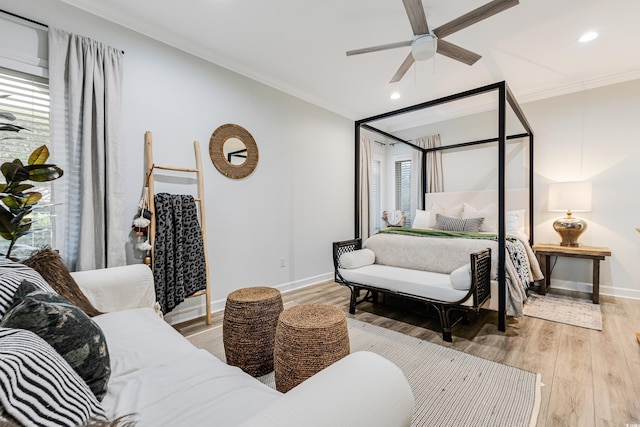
[[332, 236, 491, 342]]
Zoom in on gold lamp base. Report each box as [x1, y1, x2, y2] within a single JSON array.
[[553, 212, 587, 247]]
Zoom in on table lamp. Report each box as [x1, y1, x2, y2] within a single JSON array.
[[548, 181, 592, 247]]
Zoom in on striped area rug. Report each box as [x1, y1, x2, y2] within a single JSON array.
[[254, 319, 541, 427]]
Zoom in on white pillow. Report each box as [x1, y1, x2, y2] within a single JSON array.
[[339, 248, 375, 269], [462, 202, 497, 233], [450, 263, 472, 291], [506, 209, 526, 236], [412, 210, 430, 229], [428, 203, 463, 228]]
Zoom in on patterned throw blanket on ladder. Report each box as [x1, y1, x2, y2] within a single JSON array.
[[153, 193, 207, 314]]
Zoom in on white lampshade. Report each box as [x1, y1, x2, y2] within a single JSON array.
[[548, 181, 592, 212]]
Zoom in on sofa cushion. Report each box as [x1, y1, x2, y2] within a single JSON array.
[[339, 248, 375, 269], [0, 257, 55, 321], [22, 248, 102, 317], [0, 281, 111, 401], [93, 308, 198, 380], [94, 308, 281, 425], [0, 327, 105, 427], [450, 263, 472, 291], [338, 264, 471, 305]]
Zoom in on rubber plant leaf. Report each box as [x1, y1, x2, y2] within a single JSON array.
[[1, 162, 29, 182], [7, 184, 34, 194], [24, 164, 64, 182], [28, 145, 50, 165], [2, 193, 41, 209], [0, 206, 14, 234]]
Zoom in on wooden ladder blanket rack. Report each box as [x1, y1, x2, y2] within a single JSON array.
[[145, 131, 212, 324]]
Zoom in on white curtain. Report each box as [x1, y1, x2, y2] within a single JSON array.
[[410, 134, 443, 220], [359, 137, 373, 240], [49, 28, 125, 271]]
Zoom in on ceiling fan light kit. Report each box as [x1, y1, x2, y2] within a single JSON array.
[[411, 34, 437, 61], [346, 0, 519, 83]]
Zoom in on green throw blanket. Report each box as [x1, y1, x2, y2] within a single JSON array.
[[378, 227, 516, 241]]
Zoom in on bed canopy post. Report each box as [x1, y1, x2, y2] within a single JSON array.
[[355, 122, 361, 239], [505, 84, 535, 245], [497, 82, 507, 333]]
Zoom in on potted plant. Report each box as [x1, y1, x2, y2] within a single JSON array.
[[0, 103, 63, 259]]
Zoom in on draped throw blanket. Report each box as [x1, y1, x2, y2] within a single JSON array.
[[153, 193, 207, 314]]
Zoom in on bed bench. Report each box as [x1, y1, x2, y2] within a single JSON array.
[[332, 238, 491, 342]]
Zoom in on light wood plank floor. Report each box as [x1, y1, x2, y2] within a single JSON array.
[[175, 281, 640, 427]]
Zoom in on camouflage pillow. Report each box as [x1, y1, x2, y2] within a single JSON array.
[[0, 281, 111, 401]]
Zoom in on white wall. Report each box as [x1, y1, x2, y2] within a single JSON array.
[[524, 80, 640, 299], [0, 0, 355, 323]]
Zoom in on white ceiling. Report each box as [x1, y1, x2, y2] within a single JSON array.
[[60, 0, 640, 121]]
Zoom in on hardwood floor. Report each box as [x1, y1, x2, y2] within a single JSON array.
[[174, 281, 640, 427]]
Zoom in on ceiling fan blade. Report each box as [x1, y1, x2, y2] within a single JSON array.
[[436, 39, 481, 65], [390, 52, 415, 83], [346, 40, 412, 56], [402, 0, 429, 36], [433, 0, 519, 39]]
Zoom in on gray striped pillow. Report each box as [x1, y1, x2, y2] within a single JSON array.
[[0, 327, 105, 427], [434, 214, 484, 233], [0, 257, 55, 321]]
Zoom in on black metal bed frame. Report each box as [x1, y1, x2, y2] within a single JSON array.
[[353, 81, 534, 333], [333, 238, 492, 342]]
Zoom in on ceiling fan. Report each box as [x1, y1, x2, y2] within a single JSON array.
[[346, 0, 519, 83]]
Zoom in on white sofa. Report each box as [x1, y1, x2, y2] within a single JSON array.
[[71, 264, 414, 427]]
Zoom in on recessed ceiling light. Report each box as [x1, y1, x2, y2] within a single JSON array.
[[578, 31, 598, 43], [390, 92, 400, 100]]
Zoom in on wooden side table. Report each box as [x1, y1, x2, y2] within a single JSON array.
[[532, 243, 611, 304]]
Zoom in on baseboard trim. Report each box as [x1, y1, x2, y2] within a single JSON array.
[[164, 272, 334, 325], [549, 278, 640, 301]]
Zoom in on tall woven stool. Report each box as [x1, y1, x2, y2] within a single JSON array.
[[223, 286, 283, 377], [274, 304, 350, 392]]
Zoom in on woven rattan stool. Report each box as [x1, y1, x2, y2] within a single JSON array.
[[274, 304, 350, 392], [223, 286, 283, 377]]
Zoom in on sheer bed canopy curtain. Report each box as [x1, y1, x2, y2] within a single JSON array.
[[49, 28, 125, 271]]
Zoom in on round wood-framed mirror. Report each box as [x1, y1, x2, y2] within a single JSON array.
[[209, 124, 259, 179]]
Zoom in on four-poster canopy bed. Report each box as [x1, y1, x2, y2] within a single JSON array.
[[345, 81, 537, 336]]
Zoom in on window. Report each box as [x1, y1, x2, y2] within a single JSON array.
[[0, 68, 51, 259], [371, 159, 381, 233], [395, 159, 411, 227]]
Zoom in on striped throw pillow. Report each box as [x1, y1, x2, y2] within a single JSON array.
[[0, 327, 106, 427], [0, 257, 55, 321], [433, 214, 485, 233]]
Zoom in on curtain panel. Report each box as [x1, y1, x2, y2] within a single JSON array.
[[410, 134, 443, 221], [49, 28, 125, 271], [358, 137, 373, 240]]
